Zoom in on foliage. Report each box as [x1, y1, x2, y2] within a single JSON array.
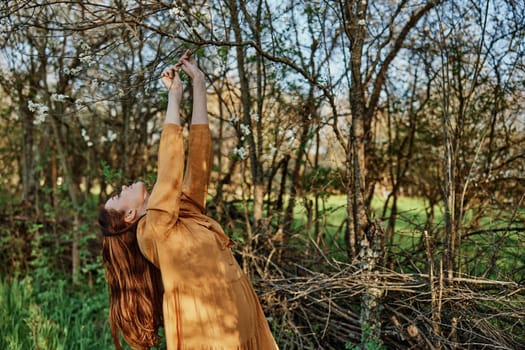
[[345, 323, 386, 350], [0, 273, 114, 350]]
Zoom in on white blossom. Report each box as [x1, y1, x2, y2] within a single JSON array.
[[81, 128, 89, 141], [101, 129, 117, 143], [64, 66, 82, 76], [81, 128, 93, 147], [79, 55, 96, 66], [27, 100, 38, 112], [34, 114, 46, 125], [169, 5, 183, 18], [358, 19, 366, 26], [51, 93, 68, 102], [230, 115, 239, 124], [75, 98, 84, 108], [240, 123, 251, 136], [80, 40, 90, 52], [28, 100, 48, 125], [233, 146, 247, 160]]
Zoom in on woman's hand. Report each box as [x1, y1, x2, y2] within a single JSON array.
[[161, 66, 182, 125], [177, 50, 205, 83], [161, 66, 183, 103], [175, 50, 208, 125]]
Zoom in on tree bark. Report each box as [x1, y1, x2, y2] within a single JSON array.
[[228, 0, 265, 228], [340, 0, 441, 346]]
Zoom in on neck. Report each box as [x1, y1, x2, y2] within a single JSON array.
[[139, 196, 149, 217]]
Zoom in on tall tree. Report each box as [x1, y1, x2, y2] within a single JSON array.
[[338, 0, 441, 344]]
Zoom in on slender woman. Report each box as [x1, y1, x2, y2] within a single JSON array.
[[98, 51, 278, 350]]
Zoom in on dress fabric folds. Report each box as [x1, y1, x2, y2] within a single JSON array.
[[137, 124, 278, 350]]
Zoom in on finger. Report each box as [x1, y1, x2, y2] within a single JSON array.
[[173, 70, 181, 83], [180, 55, 196, 68], [185, 51, 195, 63], [176, 51, 190, 66], [163, 65, 177, 77], [162, 70, 171, 79], [179, 60, 192, 76]]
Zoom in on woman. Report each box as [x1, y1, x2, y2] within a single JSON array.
[[98, 51, 278, 350]]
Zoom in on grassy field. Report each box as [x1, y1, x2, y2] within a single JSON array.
[[291, 195, 439, 252], [291, 195, 524, 280]]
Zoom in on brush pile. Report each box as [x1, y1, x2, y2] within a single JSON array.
[[250, 258, 525, 349]]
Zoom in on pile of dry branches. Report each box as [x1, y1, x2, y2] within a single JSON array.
[[250, 259, 525, 349]]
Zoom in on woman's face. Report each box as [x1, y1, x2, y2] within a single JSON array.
[[105, 181, 149, 214]]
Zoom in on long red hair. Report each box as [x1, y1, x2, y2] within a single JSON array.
[[98, 207, 164, 349]]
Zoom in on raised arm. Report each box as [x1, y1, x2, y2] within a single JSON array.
[[179, 50, 208, 125], [161, 65, 183, 126], [179, 51, 212, 209], [145, 65, 185, 223]]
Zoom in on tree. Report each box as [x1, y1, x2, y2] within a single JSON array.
[[337, 0, 442, 343]]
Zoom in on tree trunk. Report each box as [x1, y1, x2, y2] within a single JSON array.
[[341, 0, 370, 260], [49, 110, 81, 283], [342, 0, 382, 345], [19, 105, 36, 205], [340, 1, 441, 344], [228, 0, 264, 228]]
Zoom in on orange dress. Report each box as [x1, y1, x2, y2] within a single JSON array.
[[137, 124, 278, 350]]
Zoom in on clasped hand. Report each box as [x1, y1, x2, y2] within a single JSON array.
[[161, 50, 205, 105]]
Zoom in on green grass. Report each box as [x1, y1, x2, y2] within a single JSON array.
[[290, 195, 437, 250], [0, 274, 117, 350], [290, 195, 524, 281]]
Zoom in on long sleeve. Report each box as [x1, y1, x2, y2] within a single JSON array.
[[182, 124, 212, 210], [147, 124, 185, 225], [138, 124, 184, 265]]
